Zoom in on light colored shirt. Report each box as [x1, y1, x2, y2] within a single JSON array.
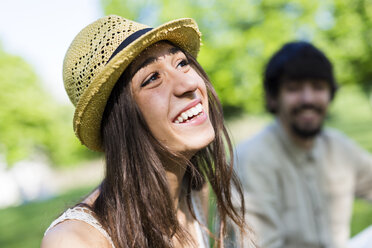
[[45, 191, 209, 248], [235, 121, 372, 248]]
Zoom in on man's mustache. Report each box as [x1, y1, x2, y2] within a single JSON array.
[[291, 104, 324, 115]]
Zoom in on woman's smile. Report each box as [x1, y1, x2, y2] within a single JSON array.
[[173, 101, 206, 124]]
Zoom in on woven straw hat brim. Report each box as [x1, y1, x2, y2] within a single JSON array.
[[73, 18, 201, 151]]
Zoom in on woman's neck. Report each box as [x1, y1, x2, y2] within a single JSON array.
[[164, 160, 187, 210]]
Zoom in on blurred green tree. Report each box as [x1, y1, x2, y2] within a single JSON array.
[[0, 46, 97, 167], [101, 0, 372, 116], [316, 0, 372, 91]]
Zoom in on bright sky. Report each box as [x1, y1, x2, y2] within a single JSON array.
[[0, 0, 103, 103]]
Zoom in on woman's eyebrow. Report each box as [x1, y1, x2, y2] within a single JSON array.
[[169, 47, 180, 54], [134, 57, 158, 74], [132, 47, 182, 75]]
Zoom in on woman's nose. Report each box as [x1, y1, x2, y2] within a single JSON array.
[[171, 70, 198, 97]]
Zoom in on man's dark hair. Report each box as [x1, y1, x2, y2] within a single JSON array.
[[263, 41, 338, 113]]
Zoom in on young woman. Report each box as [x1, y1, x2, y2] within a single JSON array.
[[42, 15, 248, 248]]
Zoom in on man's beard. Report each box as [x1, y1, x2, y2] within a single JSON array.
[[291, 122, 323, 139], [289, 104, 325, 139]]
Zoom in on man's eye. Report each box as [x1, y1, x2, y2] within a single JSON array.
[[177, 59, 189, 68], [141, 72, 159, 87], [313, 82, 328, 91], [284, 86, 299, 92], [287, 86, 299, 91]]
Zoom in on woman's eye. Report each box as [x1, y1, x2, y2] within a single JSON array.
[[177, 59, 189, 68], [141, 72, 159, 87]]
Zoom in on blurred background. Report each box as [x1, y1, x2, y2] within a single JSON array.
[[0, 0, 372, 247]]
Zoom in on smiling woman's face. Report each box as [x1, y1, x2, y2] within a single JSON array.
[[130, 42, 215, 156]]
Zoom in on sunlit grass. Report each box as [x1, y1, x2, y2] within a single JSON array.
[[326, 85, 372, 152], [351, 199, 372, 237], [0, 186, 94, 248]]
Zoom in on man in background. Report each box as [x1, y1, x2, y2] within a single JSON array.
[[235, 41, 372, 248]]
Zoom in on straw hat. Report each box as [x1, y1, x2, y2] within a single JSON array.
[[63, 15, 201, 151]]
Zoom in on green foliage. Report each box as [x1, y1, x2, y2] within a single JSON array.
[[315, 0, 372, 91], [101, 0, 372, 116], [0, 47, 98, 167]]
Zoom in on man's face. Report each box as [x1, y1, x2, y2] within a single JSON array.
[[275, 79, 331, 139]]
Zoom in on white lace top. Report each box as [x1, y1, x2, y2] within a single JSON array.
[[45, 192, 209, 248]]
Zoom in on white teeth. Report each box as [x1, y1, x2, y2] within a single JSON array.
[[174, 103, 204, 124], [191, 107, 198, 115], [197, 104, 203, 112]]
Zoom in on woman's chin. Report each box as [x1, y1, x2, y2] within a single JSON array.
[[179, 132, 215, 157]]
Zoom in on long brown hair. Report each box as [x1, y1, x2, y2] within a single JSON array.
[[93, 45, 246, 247]]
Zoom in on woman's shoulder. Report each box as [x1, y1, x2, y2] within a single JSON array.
[[41, 190, 114, 248], [41, 218, 112, 248]]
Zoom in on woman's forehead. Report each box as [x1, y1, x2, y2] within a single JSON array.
[[130, 42, 182, 75]]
